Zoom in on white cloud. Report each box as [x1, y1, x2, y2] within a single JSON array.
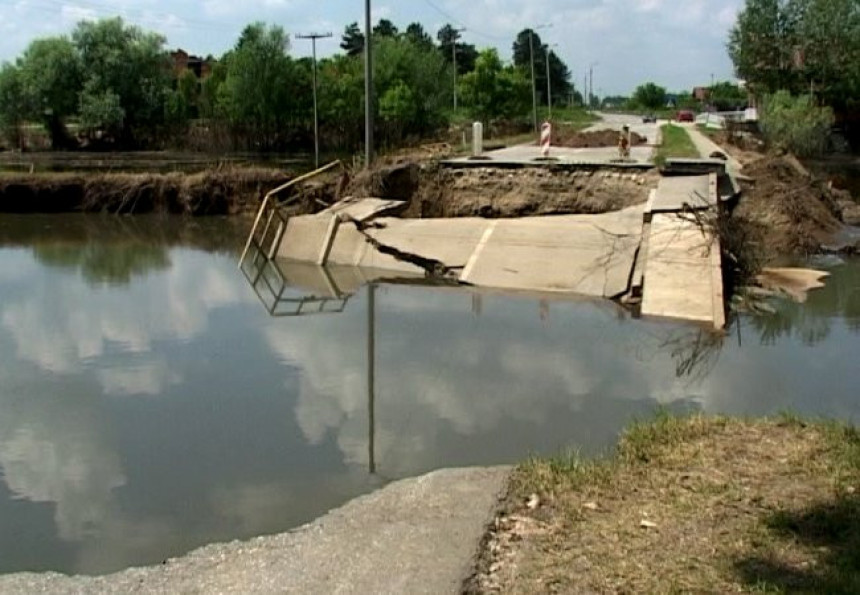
[[0, 0, 744, 93]]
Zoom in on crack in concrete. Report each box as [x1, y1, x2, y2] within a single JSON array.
[[342, 216, 467, 283]]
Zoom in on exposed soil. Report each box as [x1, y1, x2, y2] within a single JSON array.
[[466, 415, 860, 593], [734, 155, 845, 258], [550, 128, 647, 149], [0, 167, 326, 215], [346, 162, 658, 219]]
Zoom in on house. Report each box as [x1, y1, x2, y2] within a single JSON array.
[[170, 50, 213, 79], [692, 86, 710, 102]]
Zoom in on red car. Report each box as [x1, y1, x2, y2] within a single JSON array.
[[676, 110, 695, 122]]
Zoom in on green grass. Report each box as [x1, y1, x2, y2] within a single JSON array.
[[477, 412, 860, 594], [654, 123, 701, 165]]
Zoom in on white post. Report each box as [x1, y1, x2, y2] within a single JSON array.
[[472, 121, 483, 157]]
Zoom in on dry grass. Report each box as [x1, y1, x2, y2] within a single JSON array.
[[468, 413, 860, 593], [0, 166, 300, 215]]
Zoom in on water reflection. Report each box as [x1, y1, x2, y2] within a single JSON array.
[[746, 261, 860, 345], [0, 216, 858, 576]]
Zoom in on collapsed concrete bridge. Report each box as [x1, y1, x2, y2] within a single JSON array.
[[240, 162, 729, 329]]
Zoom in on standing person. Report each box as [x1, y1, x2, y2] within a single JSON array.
[[618, 125, 631, 159]]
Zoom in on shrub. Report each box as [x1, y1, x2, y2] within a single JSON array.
[[759, 91, 834, 157]]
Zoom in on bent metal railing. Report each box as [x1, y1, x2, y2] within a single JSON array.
[[239, 160, 348, 317], [239, 159, 344, 268]]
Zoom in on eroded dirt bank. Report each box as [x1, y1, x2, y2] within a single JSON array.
[[346, 162, 658, 219], [0, 167, 299, 215]]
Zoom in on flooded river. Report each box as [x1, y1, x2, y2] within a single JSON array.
[[1, 215, 859, 576]]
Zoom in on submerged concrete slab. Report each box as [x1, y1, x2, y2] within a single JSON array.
[[0, 467, 510, 595], [278, 215, 337, 263]]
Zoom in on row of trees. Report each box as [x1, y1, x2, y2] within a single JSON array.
[[607, 81, 747, 112], [0, 17, 578, 153], [728, 0, 859, 138]]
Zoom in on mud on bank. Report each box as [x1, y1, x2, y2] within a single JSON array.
[[346, 162, 658, 219], [0, 167, 302, 215]]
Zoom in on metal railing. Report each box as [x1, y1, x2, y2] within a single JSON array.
[[238, 160, 349, 317], [239, 159, 344, 269]]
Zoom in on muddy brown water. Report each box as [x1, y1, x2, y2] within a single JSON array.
[[1, 214, 859, 576]]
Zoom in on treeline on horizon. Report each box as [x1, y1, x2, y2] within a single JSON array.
[[0, 17, 581, 154]]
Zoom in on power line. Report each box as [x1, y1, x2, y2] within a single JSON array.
[[419, 0, 506, 41]]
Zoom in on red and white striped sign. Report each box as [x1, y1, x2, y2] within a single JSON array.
[[540, 122, 552, 157]]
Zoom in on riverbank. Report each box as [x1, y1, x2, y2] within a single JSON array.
[[468, 414, 860, 593], [0, 167, 295, 215]]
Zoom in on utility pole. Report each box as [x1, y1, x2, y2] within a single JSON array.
[[588, 62, 597, 108], [545, 43, 557, 120], [296, 32, 332, 169], [529, 24, 551, 133], [364, 0, 373, 167], [452, 27, 466, 110]]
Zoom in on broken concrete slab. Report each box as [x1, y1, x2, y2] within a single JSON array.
[[640, 213, 724, 327], [648, 175, 715, 215]]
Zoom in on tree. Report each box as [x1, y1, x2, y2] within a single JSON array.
[[708, 81, 747, 110], [340, 22, 364, 57], [728, 0, 803, 96], [511, 29, 571, 105], [16, 37, 83, 148], [632, 82, 667, 110], [373, 19, 399, 38], [0, 64, 27, 148], [459, 49, 530, 121], [792, 0, 860, 112], [759, 90, 834, 155], [404, 23, 433, 48], [217, 23, 307, 150], [437, 24, 477, 75], [373, 36, 452, 144], [72, 17, 171, 146]]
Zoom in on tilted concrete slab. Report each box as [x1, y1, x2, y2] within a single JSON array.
[[324, 196, 407, 221], [647, 174, 715, 215], [461, 207, 644, 297], [367, 217, 491, 271], [640, 213, 724, 327], [278, 215, 338, 264]]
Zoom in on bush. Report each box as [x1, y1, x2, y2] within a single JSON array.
[[759, 91, 834, 157]]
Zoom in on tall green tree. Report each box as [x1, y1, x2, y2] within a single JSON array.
[[373, 19, 399, 38], [340, 22, 364, 57], [218, 23, 307, 150], [437, 24, 478, 74], [0, 64, 27, 148], [728, 0, 803, 95], [16, 37, 82, 148], [511, 29, 571, 105], [72, 17, 171, 145], [404, 23, 433, 48], [459, 48, 530, 121], [632, 82, 667, 110], [792, 0, 860, 112]]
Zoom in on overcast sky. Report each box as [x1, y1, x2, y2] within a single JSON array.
[[0, 0, 744, 95]]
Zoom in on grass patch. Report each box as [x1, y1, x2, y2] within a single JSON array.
[[654, 123, 700, 166], [470, 413, 860, 593]]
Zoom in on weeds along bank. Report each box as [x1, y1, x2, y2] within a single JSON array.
[[0, 168, 301, 216]]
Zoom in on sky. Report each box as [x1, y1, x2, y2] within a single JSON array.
[[0, 0, 744, 96]]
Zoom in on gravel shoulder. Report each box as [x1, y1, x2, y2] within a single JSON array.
[[0, 466, 510, 594]]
